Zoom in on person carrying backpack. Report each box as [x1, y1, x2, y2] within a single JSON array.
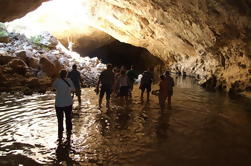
[[52, 69, 75, 141]]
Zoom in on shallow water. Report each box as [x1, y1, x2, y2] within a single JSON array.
[[0, 76, 251, 166]]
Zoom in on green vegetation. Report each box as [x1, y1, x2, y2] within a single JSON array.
[[29, 35, 43, 45], [29, 35, 50, 51], [0, 22, 9, 37]]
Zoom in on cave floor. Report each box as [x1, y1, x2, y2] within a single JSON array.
[[0, 76, 251, 166]]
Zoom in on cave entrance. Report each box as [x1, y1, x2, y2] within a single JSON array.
[[87, 40, 164, 73]]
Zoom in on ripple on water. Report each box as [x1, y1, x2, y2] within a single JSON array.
[[1, 77, 251, 165]]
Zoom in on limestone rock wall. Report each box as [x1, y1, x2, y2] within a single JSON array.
[[1, 0, 251, 92], [84, 0, 251, 92]]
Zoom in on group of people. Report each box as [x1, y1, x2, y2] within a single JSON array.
[[52, 64, 174, 140], [96, 64, 174, 110], [96, 64, 138, 108]]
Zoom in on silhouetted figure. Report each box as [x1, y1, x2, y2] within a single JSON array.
[[68, 64, 83, 108], [53, 70, 75, 140], [96, 64, 114, 109], [126, 66, 138, 97], [140, 68, 153, 101], [165, 71, 174, 108], [118, 70, 130, 105], [158, 75, 168, 109]]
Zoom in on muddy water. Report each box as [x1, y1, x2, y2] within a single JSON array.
[[0, 77, 251, 166]]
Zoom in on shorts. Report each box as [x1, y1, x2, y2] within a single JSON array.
[[140, 83, 151, 92], [100, 85, 112, 98], [119, 86, 129, 97]]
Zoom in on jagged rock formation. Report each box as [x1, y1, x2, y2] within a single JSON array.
[[0, 0, 251, 92], [84, 0, 251, 92], [0, 25, 105, 94]]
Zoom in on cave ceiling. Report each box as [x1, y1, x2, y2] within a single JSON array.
[[1, 0, 251, 91]]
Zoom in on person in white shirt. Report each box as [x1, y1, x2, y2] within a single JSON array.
[[52, 69, 75, 140]]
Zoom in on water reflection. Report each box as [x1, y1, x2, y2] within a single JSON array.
[[155, 111, 171, 145], [0, 77, 251, 165], [55, 134, 75, 165]]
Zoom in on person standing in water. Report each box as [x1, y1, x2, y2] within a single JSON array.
[[52, 70, 75, 140], [96, 64, 114, 109], [68, 64, 83, 108], [165, 71, 174, 108], [140, 68, 154, 101], [126, 66, 138, 98]]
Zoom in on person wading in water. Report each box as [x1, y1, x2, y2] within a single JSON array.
[[96, 64, 114, 109], [140, 68, 154, 101], [52, 69, 75, 141], [68, 64, 83, 109]]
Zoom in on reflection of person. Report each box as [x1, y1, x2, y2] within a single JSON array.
[[68, 64, 82, 107], [112, 67, 120, 96], [156, 111, 170, 144], [96, 64, 114, 108], [164, 71, 174, 108], [118, 70, 130, 105], [52, 70, 75, 140], [140, 68, 153, 101], [158, 75, 168, 109], [56, 135, 72, 164]]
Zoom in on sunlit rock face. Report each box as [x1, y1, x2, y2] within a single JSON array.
[[4, 0, 115, 56], [1, 0, 251, 92], [84, 0, 251, 92]]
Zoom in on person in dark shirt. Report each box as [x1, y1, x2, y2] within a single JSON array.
[[68, 64, 83, 107], [126, 66, 138, 97], [140, 68, 153, 101], [96, 64, 114, 109]]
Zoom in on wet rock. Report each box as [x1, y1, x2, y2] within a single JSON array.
[[201, 75, 217, 90], [39, 57, 58, 78], [7, 59, 28, 76], [0, 26, 104, 93], [0, 51, 14, 65], [38, 32, 58, 49], [23, 87, 33, 95], [26, 77, 40, 89], [229, 81, 247, 93], [0, 36, 10, 43], [15, 50, 39, 69], [0, 71, 7, 83]]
